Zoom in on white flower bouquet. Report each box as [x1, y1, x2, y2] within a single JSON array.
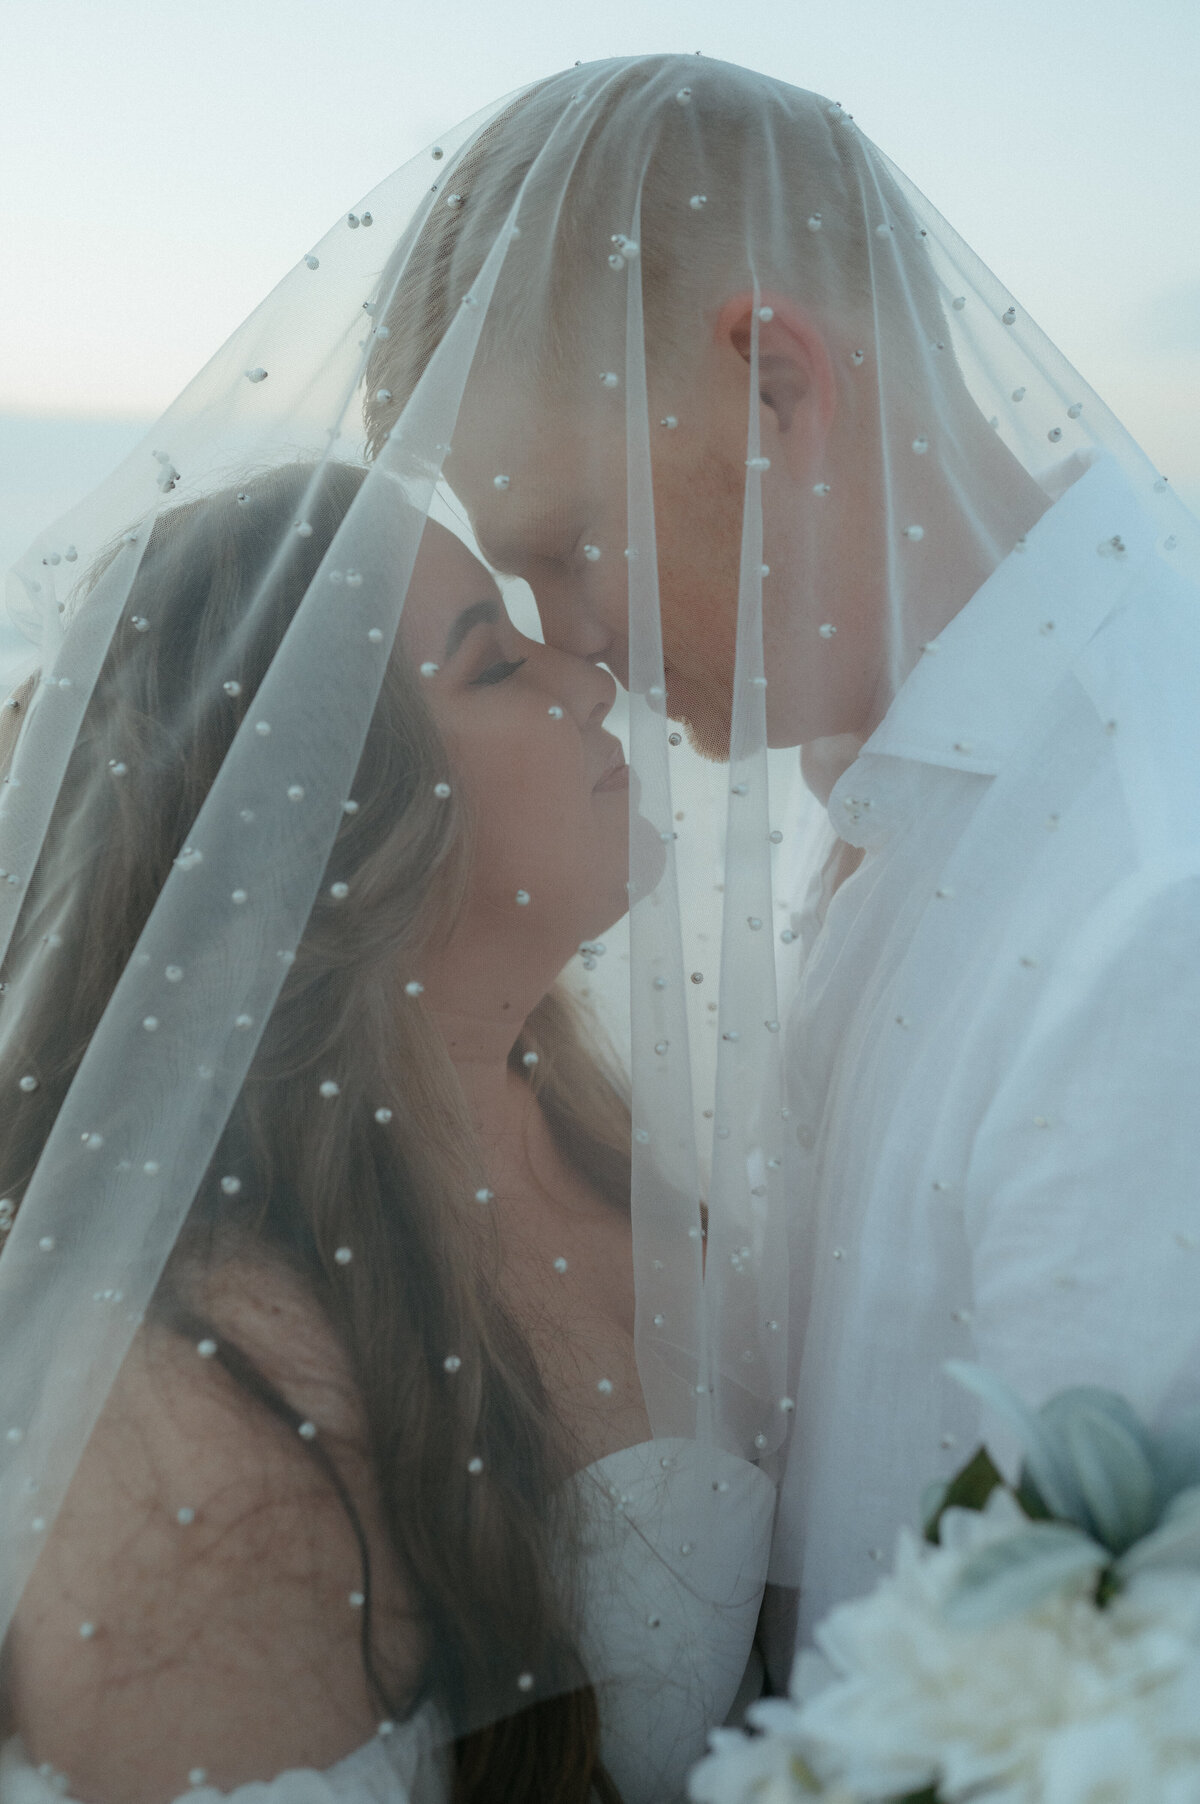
[[690, 1365, 1200, 1804]]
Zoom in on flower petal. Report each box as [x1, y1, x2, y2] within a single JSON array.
[[1118, 1484, 1200, 1579], [1061, 1403, 1159, 1552], [1147, 1409, 1200, 1501], [942, 1522, 1106, 1627]]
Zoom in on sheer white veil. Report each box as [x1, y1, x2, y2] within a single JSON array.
[[1, 50, 1196, 1791]]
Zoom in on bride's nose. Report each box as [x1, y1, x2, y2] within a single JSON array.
[[536, 638, 617, 726]]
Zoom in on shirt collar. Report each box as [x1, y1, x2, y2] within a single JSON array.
[[825, 454, 1156, 842]]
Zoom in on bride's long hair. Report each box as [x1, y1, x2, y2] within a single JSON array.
[[0, 461, 627, 1804]]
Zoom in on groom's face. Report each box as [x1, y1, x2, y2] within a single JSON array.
[[446, 367, 746, 761]]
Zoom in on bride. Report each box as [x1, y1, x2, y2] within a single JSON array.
[[0, 463, 772, 1804]]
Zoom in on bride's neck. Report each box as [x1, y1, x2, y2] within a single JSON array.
[[418, 923, 567, 1178], [426, 1003, 542, 1189]]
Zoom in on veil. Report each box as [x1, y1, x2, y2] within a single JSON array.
[[2, 52, 1197, 1803]]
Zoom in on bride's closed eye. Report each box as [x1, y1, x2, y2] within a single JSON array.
[[472, 655, 528, 687]]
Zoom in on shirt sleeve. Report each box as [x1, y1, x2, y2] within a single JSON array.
[[964, 869, 1200, 1429]]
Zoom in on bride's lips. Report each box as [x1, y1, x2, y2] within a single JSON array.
[[593, 760, 630, 793], [593, 743, 630, 792]]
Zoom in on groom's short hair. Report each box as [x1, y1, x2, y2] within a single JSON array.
[[365, 59, 943, 455]]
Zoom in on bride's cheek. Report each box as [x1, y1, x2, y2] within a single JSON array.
[[460, 735, 567, 857]]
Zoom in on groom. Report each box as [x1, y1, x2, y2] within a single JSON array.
[[369, 58, 1200, 1656]]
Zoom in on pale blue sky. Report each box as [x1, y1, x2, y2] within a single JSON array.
[[3, 0, 1199, 477]]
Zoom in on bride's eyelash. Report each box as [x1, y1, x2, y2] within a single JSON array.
[[471, 656, 528, 688]]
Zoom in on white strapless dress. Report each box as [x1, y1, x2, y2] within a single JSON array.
[[0, 1439, 774, 1804]]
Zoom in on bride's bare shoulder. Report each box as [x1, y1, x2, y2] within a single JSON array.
[[7, 1258, 418, 1801]]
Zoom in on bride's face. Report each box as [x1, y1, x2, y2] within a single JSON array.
[[399, 519, 634, 993]]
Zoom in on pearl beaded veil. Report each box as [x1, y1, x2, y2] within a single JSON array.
[[1, 50, 1198, 1782]]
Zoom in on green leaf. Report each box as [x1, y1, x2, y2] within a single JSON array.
[[1015, 1468, 1054, 1521], [924, 1445, 1005, 1544]]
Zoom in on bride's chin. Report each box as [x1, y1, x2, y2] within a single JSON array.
[[549, 813, 668, 962], [578, 883, 634, 945]]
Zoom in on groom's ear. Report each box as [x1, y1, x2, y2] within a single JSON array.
[[715, 294, 837, 474]]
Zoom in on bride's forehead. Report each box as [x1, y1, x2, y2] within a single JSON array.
[[397, 528, 501, 662]]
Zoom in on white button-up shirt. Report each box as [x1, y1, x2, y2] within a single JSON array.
[[775, 454, 1200, 1640]]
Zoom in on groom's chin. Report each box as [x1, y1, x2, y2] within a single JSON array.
[[679, 707, 732, 764], [664, 670, 733, 763]]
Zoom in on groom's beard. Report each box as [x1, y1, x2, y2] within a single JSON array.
[[665, 670, 732, 763], [682, 708, 732, 763]]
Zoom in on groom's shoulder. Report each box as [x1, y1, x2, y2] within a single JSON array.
[[1082, 550, 1200, 674], [1071, 554, 1200, 866]]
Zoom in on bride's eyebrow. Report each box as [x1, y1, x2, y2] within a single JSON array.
[[443, 597, 502, 660]]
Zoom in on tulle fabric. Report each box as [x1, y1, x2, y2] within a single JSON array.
[[1, 50, 1197, 1793]]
